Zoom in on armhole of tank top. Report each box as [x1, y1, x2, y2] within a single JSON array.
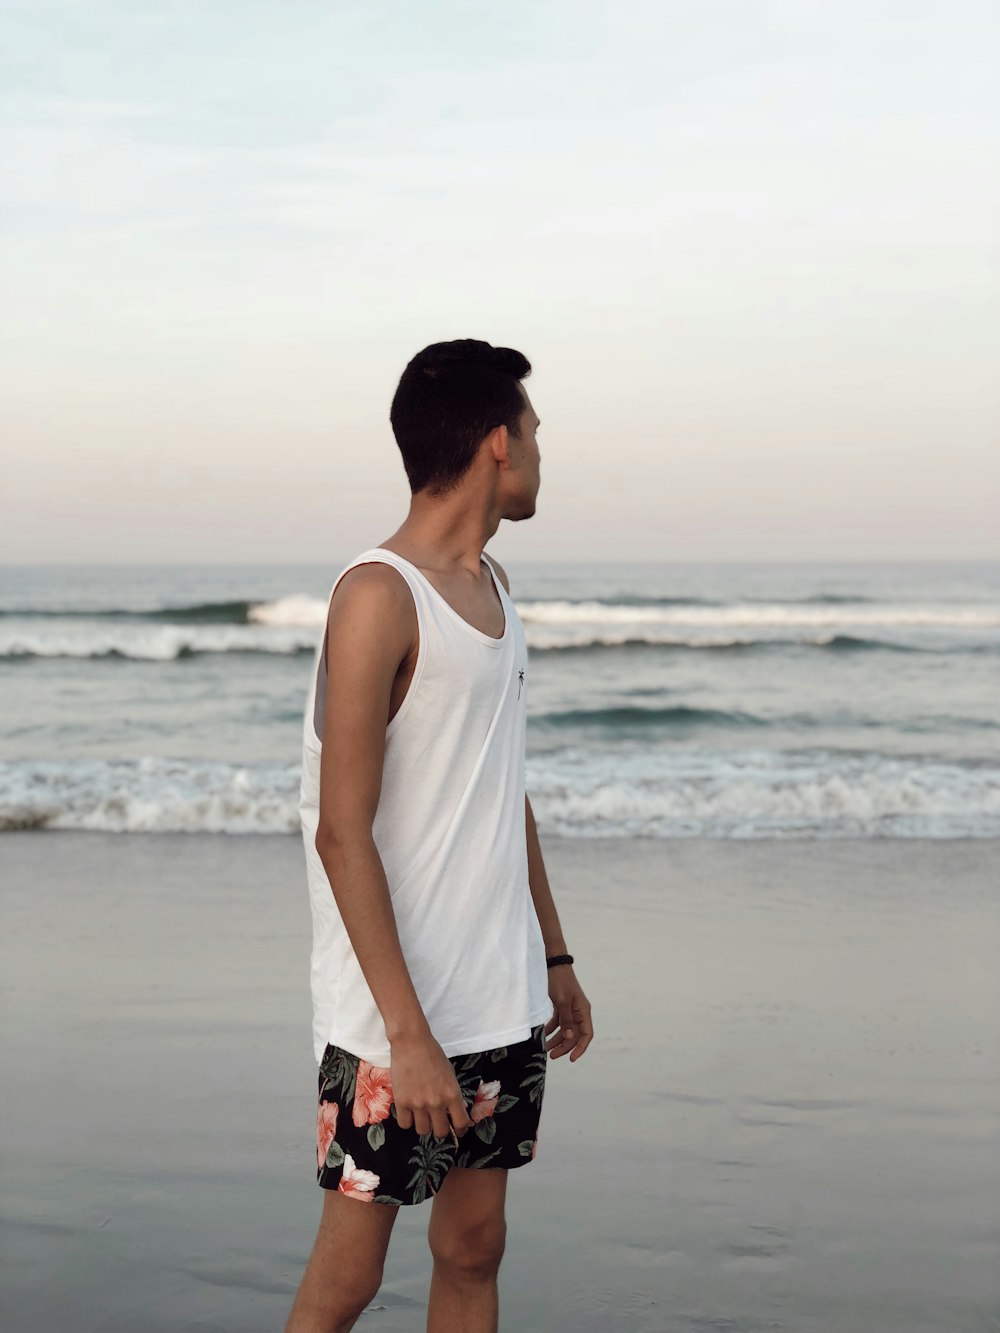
[[381, 559, 426, 740], [308, 555, 425, 749]]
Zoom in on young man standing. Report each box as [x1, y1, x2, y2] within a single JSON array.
[[286, 339, 593, 1333]]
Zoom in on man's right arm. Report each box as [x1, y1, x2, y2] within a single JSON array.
[[314, 564, 471, 1140]]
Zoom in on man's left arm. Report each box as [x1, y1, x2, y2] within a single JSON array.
[[526, 792, 594, 1062]]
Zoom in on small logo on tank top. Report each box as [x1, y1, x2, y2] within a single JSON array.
[[517, 667, 525, 699]]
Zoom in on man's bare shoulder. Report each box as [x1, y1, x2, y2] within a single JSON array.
[[327, 561, 417, 641], [335, 559, 412, 602], [483, 551, 510, 594]]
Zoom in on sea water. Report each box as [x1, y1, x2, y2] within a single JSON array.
[[1, 559, 997, 838]]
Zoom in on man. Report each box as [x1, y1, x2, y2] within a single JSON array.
[[286, 339, 593, 1333]]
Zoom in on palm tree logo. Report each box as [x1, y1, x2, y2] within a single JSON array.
[[517, 667, 525, 699]]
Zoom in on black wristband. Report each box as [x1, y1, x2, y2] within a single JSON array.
[[545, 953, 574, 969]]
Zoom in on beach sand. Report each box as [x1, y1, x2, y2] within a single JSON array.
[[1, 830, 997, 1333]]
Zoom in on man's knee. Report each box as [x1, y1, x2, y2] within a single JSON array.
[[429, 1208, 507, 1279], [289, 1259, 383, 1333]]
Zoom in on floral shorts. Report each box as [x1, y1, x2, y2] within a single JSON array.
[[316, 1023, 547, 1205]]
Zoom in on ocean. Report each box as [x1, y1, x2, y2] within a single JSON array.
[[1, 558, 997, 839]]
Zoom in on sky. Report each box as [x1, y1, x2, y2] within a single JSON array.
[[1, 0, 998, 564]]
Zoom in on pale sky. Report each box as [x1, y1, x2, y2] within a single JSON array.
[[2, 0, 998, 564]]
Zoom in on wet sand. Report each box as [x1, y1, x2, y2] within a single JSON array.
[[1, 831, 998, 1332]]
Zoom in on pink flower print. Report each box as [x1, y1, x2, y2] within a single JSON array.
[[471, 1079, 501, 1123], [338, 1153, 379, 1203], [316, 1101, 339, 1170], [352, 1060, 394, 1128]]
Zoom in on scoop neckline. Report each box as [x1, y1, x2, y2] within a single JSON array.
[[369, 547, 510, 648]]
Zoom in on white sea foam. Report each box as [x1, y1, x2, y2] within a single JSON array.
[[0, 757, 301, 834], [253, 594, 1000, 631], [3, 750, 998, 838], [525, 748, 1000, 838], [3, 593, 997, 659], [247, 595, 326, 627], [517, 600, 998, 651], [518, 599, 1000, 627], [0, 623, 319, 661]]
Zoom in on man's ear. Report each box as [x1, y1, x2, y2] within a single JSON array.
[[486, 423, 510, 467]]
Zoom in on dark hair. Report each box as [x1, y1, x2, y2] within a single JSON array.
[[389, 339, 532, 495]]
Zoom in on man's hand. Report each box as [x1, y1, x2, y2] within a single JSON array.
[[389, 1032, 474, 1139], [544, 966, 593, 1062]]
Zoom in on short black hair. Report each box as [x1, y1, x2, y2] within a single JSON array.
[[389, 339, 532, 495]]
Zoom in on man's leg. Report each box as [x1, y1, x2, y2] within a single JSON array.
[[426, 1166, 508, 1333], [284, 1189, 400, 1333]]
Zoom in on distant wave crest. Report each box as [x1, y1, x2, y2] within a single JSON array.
[[2, 626, 995, 663], [530, 633, 974, 655], [0, 625, 319, 661], [1, 591, 996, 660], [3, 591, 996, 629], [0, 594, 319, 627], [518, 598, 1000, 628], [0, 599, 257, 624], [537, 704, 766, 729]]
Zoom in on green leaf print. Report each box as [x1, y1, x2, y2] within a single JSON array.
[[495, 1093, 519, 1114], [367, 1122, 386, 1152], [488, 1047, 508, 1062], [474, 1116, 497, 1145], [517, 1139, 534, 1158], [406, 1134, 455, 1204], [374, 1195, 404, 1205], [455, 1065, 483, 1101], [471, 1147, 503, 1168], [325, 1140, 345, 1169], [319, 1047, 358, 1104], [519, 1051, 547, 1108]]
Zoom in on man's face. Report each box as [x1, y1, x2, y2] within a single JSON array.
[[509, 388, 541, 518]]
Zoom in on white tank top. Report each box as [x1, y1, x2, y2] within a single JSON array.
[[298, 547, 550, 1066]]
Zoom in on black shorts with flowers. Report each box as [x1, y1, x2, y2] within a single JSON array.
[[315, 1023, 547, 1205]]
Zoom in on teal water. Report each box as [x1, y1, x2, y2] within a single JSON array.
[[1, 559, 997, 837]]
